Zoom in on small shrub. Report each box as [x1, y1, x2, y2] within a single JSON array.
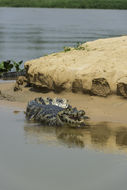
[[0, 60, 23, 73], [74, 42, 85, 50], [64, 46, 71, 52], [74, 42, 90, 51]]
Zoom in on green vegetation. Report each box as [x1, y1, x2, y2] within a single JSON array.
[[64, 46, 71, 52], [0, 0, 127, 9], [74, 42, 90, 50], [64, 42, 89, 52], [74, 42, 86, 50], [0, 60, 23, 73]]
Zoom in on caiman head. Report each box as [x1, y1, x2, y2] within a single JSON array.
[[57, 107, 89, 127]]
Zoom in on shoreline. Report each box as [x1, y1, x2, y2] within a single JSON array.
[[0, 7, 127, 10], [1, 81, 127, 125], [0, 2, 127, 10]]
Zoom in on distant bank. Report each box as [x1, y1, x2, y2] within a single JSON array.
[[0, 0, 127, 9]]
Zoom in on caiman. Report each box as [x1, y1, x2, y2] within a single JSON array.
[[26, 97, 89, 128]]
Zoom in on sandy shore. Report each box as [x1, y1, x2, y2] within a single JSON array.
[[25, 36, 127, 96], [0, 81, 127, 125]]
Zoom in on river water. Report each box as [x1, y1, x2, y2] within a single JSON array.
[[0, 8, 127, 61], [1, 106, 127, 190], [0, 8, 127, 190]]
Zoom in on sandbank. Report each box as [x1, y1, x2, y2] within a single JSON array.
[[25, 36, 127, 97], [1, 36, 127, 125], [0, 81, 127, 126]]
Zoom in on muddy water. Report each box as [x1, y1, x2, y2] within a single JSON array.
[[0, 106, 127, 190]]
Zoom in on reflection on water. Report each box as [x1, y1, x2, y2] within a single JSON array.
[[116, 128, 127, 147], [24, 121, 127, 153], [1, 107, 127, 190]]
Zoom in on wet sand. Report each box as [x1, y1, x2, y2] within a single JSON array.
[[0, 81, 127, 125]]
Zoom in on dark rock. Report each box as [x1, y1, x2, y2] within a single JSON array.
[[91, 78, 111, 97], [72, 79, 83, 93], [14, 83, 22, 91], [14, 76, 27, 91], [117, 77, 127, 98], [16, 76, 27, 85], [2, 70, 26, 80], [117, 83, 127, 98]]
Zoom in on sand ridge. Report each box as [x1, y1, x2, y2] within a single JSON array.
[[25, 36, 127, 94]]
